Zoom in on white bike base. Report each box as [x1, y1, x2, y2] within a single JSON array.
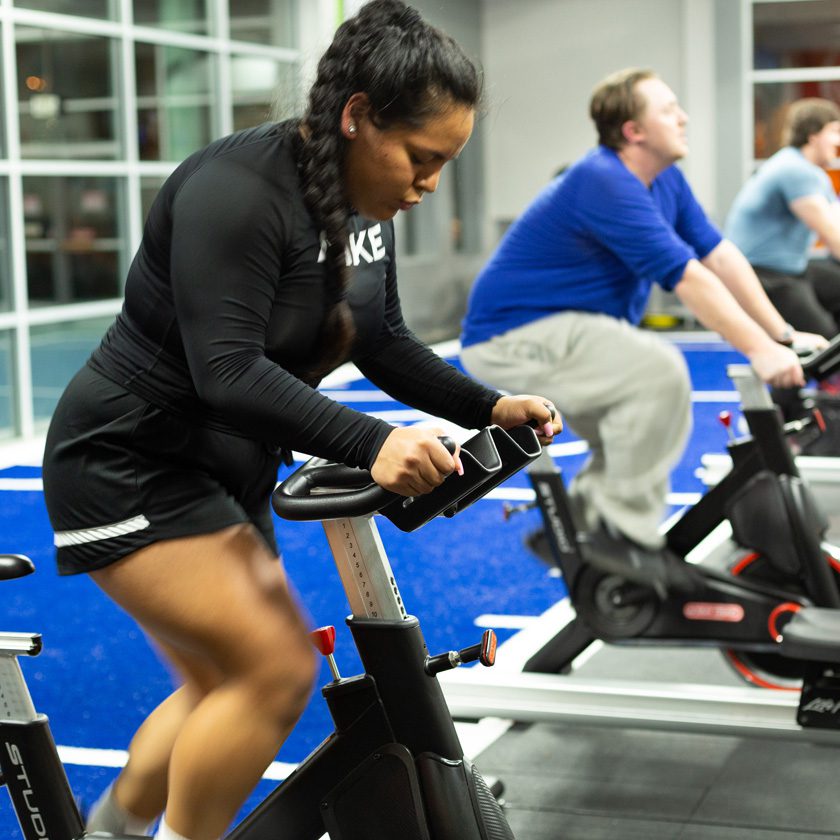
[[440, 599, 840, 745]]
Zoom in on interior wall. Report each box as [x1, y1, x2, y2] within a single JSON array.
[[481, 0, 721, 225], [391, 0, 488, 341]]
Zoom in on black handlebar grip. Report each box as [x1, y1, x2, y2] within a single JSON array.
[[438, 435, 457, 454], [801, 333, 840, 381]]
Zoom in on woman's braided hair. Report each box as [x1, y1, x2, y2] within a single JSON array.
[[296, 0, 482, 378]]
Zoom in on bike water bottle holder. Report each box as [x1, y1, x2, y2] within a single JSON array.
[[380, 425, 542, 532]]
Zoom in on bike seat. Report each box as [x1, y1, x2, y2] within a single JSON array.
[[779, 607, 840, 662], [0, 554, 34, 581]]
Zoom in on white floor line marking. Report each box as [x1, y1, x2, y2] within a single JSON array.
[[57, 744, 300, 782], [474, 614, 538, 630], [483, 487, 535, 501], [691, 391, 739, 402], [547, 440, 589, 457], [0, 478, 43, 490], [320, 390, 402, 401]]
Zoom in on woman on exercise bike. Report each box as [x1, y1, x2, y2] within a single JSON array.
[[40, 3, 561, 839]]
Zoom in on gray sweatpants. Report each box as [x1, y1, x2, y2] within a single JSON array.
[[461, 312, 692, 548]]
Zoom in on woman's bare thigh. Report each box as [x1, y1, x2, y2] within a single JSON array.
[[90, 524, 307, 675]]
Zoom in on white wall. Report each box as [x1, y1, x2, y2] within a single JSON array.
[[481, 0, 720, 223]]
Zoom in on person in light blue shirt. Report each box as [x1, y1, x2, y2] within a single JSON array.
[[725, 97, 840, 339], [461, 68, 823, 565]]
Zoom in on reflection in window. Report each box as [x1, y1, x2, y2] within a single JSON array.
[[14, 0, 115, 19], [232, 56, 299, 131], [133, 0, 208, 36], [754, 80, 840, 158], [0, 331, 14, 438], [0, 61, 6, 159], [23, 176, 125, 305], [754, 1, 840, 70], [230, 0, 297, 47], [17, 27, 120, 160], [141, 177, 168, 223], [136, 43, 215, 161], [31, 317, 114, 424], [0, 181, 11, 313]]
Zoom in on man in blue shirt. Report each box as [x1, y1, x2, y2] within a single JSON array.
[[461, 67, 823, 567], [725, 97, 840, 340]]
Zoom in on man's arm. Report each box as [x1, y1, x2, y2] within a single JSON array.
[[699, 239, 790, 340], [673, 257, 804, 388], [789, 194, 840, 260]]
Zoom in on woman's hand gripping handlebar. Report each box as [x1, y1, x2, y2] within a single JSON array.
[[491, 394, 562, 445], [371, 426, 462, 497], [272, 435, 458, 522]]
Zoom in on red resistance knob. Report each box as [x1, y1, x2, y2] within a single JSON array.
[[310, 626, 336, 657], [718, 410, 732, 429]]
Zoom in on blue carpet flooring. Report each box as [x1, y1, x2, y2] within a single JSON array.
[[0, 338, 747, 838]]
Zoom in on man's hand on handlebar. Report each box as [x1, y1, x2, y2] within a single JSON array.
[[792, 330, 829, 354], [371, 427, 463, 497], [750, 343, 805, 389], [491, 395, 563, 445]]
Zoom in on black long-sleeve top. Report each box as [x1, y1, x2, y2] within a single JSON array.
[[89, 120, 500, 469]]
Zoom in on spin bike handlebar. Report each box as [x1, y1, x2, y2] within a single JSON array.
[[800, 333, 840, 381], [272, 436, 457, 522], [272, 458, 397, 521], [272, 425, 543, 531]]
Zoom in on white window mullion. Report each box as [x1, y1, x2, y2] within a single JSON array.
[[215, 0, 233, 139], [120, 0, 142, 259], [2, 11, 33, 438]]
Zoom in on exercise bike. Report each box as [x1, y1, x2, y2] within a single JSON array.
[[0, 424, 542, 840], [699, 332, 840, 515], [442, 348, 840, 739]]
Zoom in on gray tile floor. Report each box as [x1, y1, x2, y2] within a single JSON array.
[[480, 719, 840, 838], [473, 647, 840, 839]]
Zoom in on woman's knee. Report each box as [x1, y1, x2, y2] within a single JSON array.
[[235, 622, 318, 724]]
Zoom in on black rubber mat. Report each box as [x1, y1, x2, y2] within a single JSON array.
[[477, 720, 840, 839]]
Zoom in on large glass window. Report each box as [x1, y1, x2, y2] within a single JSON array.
[[30, 317, 114, 424], [23, 176, 126, 305], [754, 1, 840, 70], [230, 0, 297, 47], [0, 332, 15, 439], [17, 27, 120, 160], [133, 0, 209, 36], [141, 176, 168, 223], [14, 0, 117, 19], [231, 56, 299, 130], [0, 0, 307, 442], [136, 42, 215, 161]]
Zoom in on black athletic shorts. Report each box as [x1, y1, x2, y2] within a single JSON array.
[[43, 365, 282, 575]]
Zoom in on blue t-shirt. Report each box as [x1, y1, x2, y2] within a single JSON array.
[[461, 146, 722, 348], [724, 146, 837, 275]]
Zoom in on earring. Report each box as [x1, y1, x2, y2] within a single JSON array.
[[348, 124, 357, 134]]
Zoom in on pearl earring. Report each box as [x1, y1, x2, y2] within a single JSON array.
[[348, 124, 357, 134]]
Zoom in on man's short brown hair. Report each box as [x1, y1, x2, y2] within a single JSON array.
[[784, 98, 840, 148], [590, 68, 656, 150]]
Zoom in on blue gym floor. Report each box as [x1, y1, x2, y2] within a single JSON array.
[[0, 336, 747, 839]]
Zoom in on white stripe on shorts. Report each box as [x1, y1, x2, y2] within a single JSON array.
[[54, 515, 151, 548]]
